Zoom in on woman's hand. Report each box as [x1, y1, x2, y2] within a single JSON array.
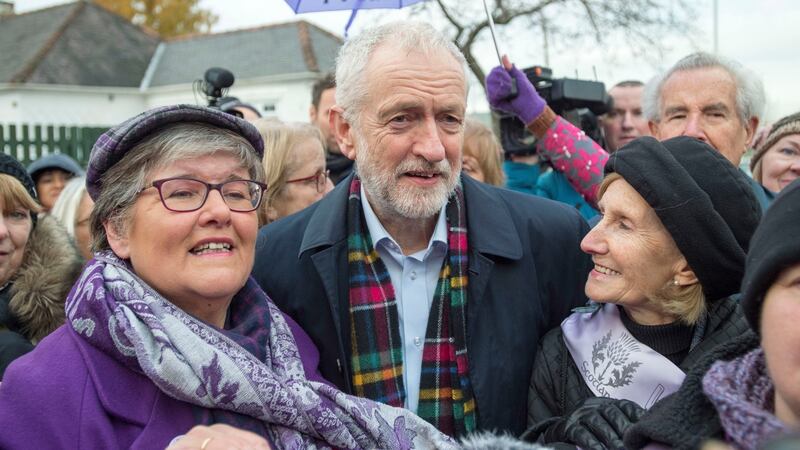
[[166, 424, 271, 450], [485, 55, 547, 125], [543, 397, 645, 449]]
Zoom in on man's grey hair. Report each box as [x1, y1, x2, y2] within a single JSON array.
[[90, 122, 265, 251], [643, 52, 765, 124], [334, 20, 467, 126]]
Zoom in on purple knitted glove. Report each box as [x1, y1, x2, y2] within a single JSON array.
[[486, 64, 546, 125]]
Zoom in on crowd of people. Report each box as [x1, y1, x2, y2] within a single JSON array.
[[0, 18, 798, 450]]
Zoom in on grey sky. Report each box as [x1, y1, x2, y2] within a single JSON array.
[[14, 0, 800, 121]]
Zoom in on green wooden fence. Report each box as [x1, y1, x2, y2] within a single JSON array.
[[0, 123, 109, 168]]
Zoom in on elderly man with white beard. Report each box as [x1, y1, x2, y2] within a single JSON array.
[[251, 20, 592, 438]]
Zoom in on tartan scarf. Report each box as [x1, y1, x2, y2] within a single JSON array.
[[346, 176, 476, 437]]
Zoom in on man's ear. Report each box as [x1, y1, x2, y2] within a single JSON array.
[[308, 104, 317, 123], [744, 116, 760, 147], [330, 106, 356, 161], [649, 120, 660, 138], [104, 219, 130, 259], [673, 257, 699, 287]]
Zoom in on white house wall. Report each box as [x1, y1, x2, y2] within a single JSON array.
[[144, 77, 317, 123], [0, 86, 145, 126]]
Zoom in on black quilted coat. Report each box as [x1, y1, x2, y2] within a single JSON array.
[[523, 297, 749, 443]]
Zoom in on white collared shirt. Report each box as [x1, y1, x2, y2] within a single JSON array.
[[361, 186, 448, 413]]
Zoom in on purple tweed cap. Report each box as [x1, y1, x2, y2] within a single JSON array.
[[86, 104, 264, 200]]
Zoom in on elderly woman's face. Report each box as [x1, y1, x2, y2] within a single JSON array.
[[761, 262, 800, 426], [107, 153, 258, 314], [581, 179, 686, 316], [0, 199, 32, 286], [270, 138, 332, 221], [760, 134, 800, 193]]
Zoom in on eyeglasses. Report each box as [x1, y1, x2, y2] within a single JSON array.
[[140, 177, 268, 212], [285, 169, 330, 193]]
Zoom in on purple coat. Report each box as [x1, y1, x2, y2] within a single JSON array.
[[0, 313, 328, 449]]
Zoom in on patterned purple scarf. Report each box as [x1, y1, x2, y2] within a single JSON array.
[[703, 347, 791, 450], [65, 251, 458, 450], [346, 176, 476, 437]]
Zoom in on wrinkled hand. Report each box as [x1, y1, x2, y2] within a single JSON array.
[[166, 424, 271, 450], [485, 55, 547, 125], [545, 397, 645, 449]]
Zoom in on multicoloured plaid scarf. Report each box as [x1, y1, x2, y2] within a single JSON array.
[[346, 176, 476, 437]]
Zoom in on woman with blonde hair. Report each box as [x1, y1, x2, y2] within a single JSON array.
[[252, 120, 333, 225], [0, 153, 82, 378], [524, 137, 762, 449], [462, 118, 506, 186]]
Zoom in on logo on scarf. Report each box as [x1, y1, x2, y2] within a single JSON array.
[[581, 330, 642, 397]]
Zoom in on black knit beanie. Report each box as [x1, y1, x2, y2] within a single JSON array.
[[604, 136, 762, 302], [741, 178, 800, 334], [0, 152, 38, 228]]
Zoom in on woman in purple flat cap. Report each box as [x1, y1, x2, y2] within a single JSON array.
[[0, 105, 461, 450]]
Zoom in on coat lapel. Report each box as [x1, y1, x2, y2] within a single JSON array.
[[300, 175, 353, 389]]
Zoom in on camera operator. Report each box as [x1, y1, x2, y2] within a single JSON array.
[[487, 56, 609, 218]]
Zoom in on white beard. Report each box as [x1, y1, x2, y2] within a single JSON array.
[[354, 134, 460, 220]]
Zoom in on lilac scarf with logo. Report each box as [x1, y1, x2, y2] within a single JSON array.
[[65, 252, 458, 450], [561, 303, 686, 409]]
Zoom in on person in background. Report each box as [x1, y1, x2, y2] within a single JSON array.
[[523, 136, 761, 449], [602, 80, 651, 152], [462, 118, 505, 186], [488, 56, 607, 221], [218, 96, 262, 121], [252, 120, 334, 225], [26, 153, 84, 212], [626, 178, 800, 450], [643, 52, 772, 207], [253, 21, 591, 437], [0, 153, 83, 378], [0, 105, 462, 449], [749, 111, 800, 194], [310, 73, 354, 184], [50, 176, 94, 260]]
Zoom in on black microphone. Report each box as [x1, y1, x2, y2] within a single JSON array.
[[203, 67, 235, 103]]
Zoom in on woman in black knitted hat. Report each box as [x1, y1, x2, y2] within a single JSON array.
[[626, 177, 800, 450], [523, 136, 763, 449]]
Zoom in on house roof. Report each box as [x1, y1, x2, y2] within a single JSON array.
[[0, 2, 159, 87], [0, 1, 343, 89], [147, 21, 343, 88]]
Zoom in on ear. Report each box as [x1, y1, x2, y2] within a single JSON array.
[[103, 219, 130, 259], [673, 257, 699, 287], [744, 116, 760, 147], [648, 120, 660, 138], [330, 106, 357, 161], [308, 104, 317, 123]]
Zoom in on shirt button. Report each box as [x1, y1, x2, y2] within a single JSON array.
[[410, 271, 417, 280], [414, 337, 422, 347]]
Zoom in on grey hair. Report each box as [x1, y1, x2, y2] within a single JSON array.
[[643, 52, 765, 124], [335, 20, 467, 126], [90, 122, 265, 252], [50, 176, 87, 238]]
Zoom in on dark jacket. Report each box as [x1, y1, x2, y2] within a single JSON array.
[[252, 174, 592, 436], [0, 215, 83, 378], [623, 329, 760, 450], [525, 297, 750, 438]]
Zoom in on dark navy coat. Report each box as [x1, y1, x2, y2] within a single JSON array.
[[252, 174, 592, 435]]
